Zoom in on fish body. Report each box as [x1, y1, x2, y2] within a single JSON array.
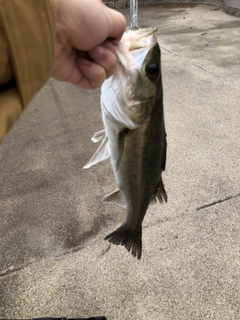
[[84, 28, 167, 259]]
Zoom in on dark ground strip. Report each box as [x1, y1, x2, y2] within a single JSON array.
[[196, 193, 240, 210]]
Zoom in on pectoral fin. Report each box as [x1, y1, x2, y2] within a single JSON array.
[[102, 189, 126, 207], [83, 131, 110, 169], [91, 129, 106, 143], [150, 179, 168, 206], [116, 128, 129, 171]]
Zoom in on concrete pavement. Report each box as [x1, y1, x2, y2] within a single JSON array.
[[0, 4, 240, 320]]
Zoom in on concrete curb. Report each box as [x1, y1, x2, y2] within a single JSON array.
[[221, 0, 240, 17], [104, 1, 127, 8], [127, 0, 220, 5], [104, 0, 240, 17]]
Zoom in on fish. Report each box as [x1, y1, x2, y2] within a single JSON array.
[[84, 27, 167, 259]]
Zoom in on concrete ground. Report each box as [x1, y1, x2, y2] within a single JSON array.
[[0, 4, 240, 320]]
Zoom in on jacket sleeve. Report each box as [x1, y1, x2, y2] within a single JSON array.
[[0, 0, 56, 143]]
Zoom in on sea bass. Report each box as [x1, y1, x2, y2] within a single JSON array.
[[84, 27, 167, 259]]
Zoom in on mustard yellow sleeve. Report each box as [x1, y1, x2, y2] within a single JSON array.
[[0, 0, 56, 143]]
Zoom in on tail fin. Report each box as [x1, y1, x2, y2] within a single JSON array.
[[104, 225, 142, 259]]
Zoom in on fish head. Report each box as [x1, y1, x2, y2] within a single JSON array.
[[101, 27, 162, 129]]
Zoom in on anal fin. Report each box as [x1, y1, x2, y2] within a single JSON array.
[[150, 179, 168, 206]]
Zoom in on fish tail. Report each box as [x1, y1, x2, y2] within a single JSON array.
[[104, 226, 142, 259]]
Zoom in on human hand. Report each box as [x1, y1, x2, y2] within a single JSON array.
[[51, 0, 126, 89]]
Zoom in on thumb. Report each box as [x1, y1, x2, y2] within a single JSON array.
[[105, 7, 127, 40]]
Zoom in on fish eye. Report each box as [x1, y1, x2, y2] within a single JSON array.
[[146, 63, 159, 78]]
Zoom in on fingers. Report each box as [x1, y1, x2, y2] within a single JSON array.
[[54, 0, 126, 89], [52, 40, 118, 89], [76, 58, 106, 89], [75, 40, 117, 89], [88, 40, 117, 78]]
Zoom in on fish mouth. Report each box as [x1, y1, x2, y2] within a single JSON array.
[[126, 27, 157, 40], [128, 28, 157, 48], [115, 27, 158, 71], [112, 27, 157, 48]]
